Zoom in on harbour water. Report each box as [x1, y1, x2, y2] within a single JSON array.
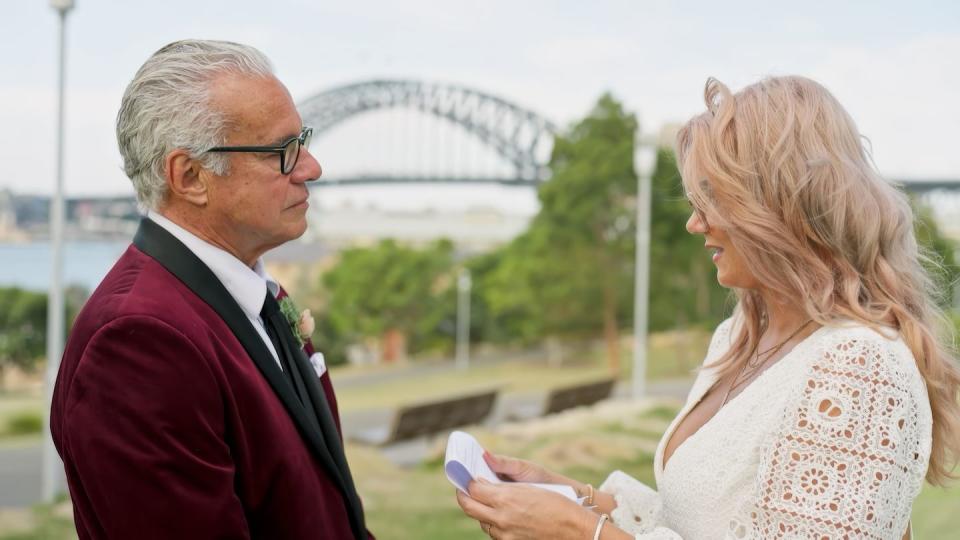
[[0, 241, 130, 293]]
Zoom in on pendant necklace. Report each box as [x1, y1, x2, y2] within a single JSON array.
[[720, 319, 813, 408]]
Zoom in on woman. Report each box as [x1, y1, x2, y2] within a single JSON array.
[[456, 76, 960, 539]]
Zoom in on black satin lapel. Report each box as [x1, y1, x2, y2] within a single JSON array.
[[268, 312, 350, 493], [293, 348, 366, 538], [132, 219, 346, 491], [293, 351, 348, 469]]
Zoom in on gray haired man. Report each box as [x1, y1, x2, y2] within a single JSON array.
[[51, 40, 373, 539]]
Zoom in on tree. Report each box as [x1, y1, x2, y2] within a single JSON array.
[[914, 200, 959, 309], [0, 288, 47, 379], [648, 149, 729, 331], [322, 239, 455, 362], [481, 94, 638, 374], [0, 286, 87, 383]]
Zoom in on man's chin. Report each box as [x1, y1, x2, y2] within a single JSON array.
[[262, 221, 309, 251], [289, 219, 309, 240]]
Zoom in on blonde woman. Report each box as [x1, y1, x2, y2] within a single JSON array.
[[456, 76, 960, 539]]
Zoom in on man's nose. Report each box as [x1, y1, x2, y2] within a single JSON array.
[[293, 148, 322, 182]]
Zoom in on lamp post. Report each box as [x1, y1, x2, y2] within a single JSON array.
[[43, 0, 74, 503], [455, 268, 472, 370], [632, 128, 657, 399]]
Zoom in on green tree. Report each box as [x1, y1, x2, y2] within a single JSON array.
[[481, 94, 638, 374], [322, 239, 455, 362], [914, 200, 959, 309], [472, 102, 741, 370], [0, 285, 87, 382], [0, 287, 47, 378], [648, 149, 729, 331]]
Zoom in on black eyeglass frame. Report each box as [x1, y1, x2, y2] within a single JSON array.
[[205, 127, 313, 175]]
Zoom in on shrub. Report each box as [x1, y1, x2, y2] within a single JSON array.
[[6, 410, 43, 436]]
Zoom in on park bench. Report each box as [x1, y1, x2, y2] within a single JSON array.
[[507, 378, 617, 421], [350, 388, 499, 446]]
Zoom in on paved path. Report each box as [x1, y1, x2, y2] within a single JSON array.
[[0, 441, 42, 507], [0, 378, 692, 508]]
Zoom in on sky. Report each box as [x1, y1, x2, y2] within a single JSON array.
[[1, 0, 959, 213]]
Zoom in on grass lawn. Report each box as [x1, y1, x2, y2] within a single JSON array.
[[335, 358, 616, 412], [911, 483, 960, 539], [333, 329, 713, 413], [0, 390, 43, 441]]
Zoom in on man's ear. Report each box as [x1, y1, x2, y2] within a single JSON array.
[[165, 149, 210, 207]]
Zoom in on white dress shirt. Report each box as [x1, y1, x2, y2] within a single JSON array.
[[147, 212, 284, 370]]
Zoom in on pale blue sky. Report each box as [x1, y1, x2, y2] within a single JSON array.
[[2, 0, 958, 211]]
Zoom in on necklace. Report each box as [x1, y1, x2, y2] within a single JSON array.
[[720, 318, 813, 408]]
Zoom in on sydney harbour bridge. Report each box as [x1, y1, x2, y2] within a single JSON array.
[[299, 79, 556, 188], [297, 79, 960, 216]]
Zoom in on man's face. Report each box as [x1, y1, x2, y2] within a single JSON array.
[[203, 74, 321, 263]]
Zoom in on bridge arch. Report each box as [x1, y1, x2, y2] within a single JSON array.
[[297, 79, 558, 184]]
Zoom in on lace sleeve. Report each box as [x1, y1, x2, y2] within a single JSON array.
[[730, 329, 931, 539], [599, 471, 683, 539]]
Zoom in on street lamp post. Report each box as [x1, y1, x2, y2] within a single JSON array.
[[632, 129, 657, 399], [43, 0, 75, 503], [455, 268, 472, 370]]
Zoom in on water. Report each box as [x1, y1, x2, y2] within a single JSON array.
[[0, 241, 130, 293]]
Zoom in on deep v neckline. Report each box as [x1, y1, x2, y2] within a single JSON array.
[[658, 324, 827, 475]]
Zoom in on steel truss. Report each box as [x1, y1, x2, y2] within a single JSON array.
[[298, 79, 558, 184]]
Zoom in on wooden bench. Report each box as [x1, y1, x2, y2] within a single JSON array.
[[350, 388, 499, 446], [508, 378, 617, 421]]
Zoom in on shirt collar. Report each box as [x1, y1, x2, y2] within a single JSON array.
[[147, 211, 279, 318]]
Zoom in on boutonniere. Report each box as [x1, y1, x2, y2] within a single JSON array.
[[278, 297, 314, 348]]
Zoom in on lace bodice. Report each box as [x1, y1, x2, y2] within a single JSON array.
[[599, 318, 932, 539]]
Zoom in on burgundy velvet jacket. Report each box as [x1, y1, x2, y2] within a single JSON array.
[[51, 219, 373, 539]]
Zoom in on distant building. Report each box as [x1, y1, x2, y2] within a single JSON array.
[[304, 203, 533, 253], [0, 189, 27, 241]]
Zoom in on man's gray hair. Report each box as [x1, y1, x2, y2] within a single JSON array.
[[116, 39, 274, 210]]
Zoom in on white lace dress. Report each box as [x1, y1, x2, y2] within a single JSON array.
[[599, 318, 932, 539]]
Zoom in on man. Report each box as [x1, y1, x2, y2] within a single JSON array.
[[50, 40, 373, 539]]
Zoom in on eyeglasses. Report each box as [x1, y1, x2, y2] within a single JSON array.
[[206, 127, 313, 175]]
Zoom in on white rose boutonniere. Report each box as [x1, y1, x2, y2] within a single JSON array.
[[278, 297, 313, 348], [298, 309, 315, 340]]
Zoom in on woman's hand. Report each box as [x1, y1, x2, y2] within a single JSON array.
[[483, 452, 557, 484], [484, 452, 590, 497], [456, 479, 597, 540]]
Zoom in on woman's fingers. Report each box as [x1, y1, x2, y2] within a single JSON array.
[[484, 452, 536, 481], [456, 488, 499, 525], [467, 478, 504, 505]]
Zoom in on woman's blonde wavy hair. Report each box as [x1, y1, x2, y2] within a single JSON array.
[[676, 75, 960, 484]]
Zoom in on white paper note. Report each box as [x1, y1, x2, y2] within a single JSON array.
[[444, 431, 581, 502]]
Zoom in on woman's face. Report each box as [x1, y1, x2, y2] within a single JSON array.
[[685, 196, 761, 291]]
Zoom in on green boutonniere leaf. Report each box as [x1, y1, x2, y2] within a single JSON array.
[[278, 296, 305, 348]]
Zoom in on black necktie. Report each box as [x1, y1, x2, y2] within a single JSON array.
[[260, 292, 367, 539], [260, 291, 305, 403]]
